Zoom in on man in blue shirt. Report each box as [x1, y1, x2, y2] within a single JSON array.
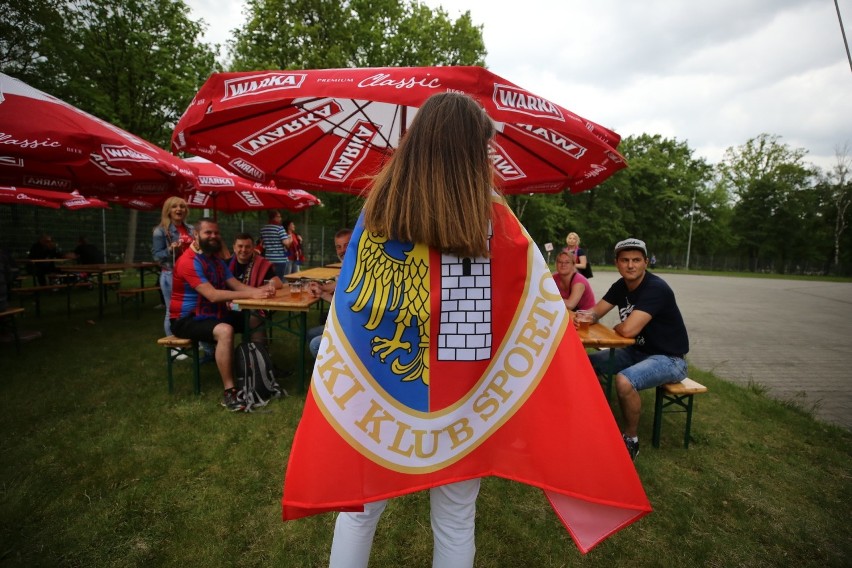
[[584, 238, 689, 460]]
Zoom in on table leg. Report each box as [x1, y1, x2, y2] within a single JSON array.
[[605, 348, 615, 401], [138, 267, 147, 302], [298, 312, 307, 393], [241, 309, 251, 344], [97, 273, 104, 318]]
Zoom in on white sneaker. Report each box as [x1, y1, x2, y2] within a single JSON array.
[[171, 349, 189, 361]]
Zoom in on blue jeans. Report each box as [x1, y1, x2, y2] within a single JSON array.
[[272, 261, 289, 281], [160, 270, 173, 336], [308, 325, 324, 357], [589, 346, 687, 391]]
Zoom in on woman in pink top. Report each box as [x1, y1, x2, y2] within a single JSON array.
[[553, 250, 595, 311]]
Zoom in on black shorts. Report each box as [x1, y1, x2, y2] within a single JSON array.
[[171, 312, 244, 343]]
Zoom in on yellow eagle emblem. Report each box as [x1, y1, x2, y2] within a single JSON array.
[[345, 231, 430, 385]]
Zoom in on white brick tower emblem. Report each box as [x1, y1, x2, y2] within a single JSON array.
[[437, 223, 493, 361]]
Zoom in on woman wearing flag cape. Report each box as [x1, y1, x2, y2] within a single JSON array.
[[281, 93, 651, 565]]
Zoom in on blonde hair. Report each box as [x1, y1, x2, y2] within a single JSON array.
[[362, 92, 496, 258], [565, 232, 580, 246], [158, 196, 188, 232]]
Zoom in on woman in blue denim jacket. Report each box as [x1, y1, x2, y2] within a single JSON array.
[[152, 197, 195, 336]]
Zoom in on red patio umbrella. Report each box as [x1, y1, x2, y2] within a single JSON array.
[[172, 66, 626, 195], [0, 185, 109, 210], [103, 194, 162, 211], [0, 185, 76, 202], [60, 191, 110, 210], [103, 166, 321, 215], [182, 156, 320, 213], [0, 72, 196, 197], [0, 186, 62, 209]]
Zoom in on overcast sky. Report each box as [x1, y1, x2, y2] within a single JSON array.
[[184, 0, 852, 171]]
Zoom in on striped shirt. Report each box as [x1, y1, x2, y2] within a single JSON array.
[[259, 224, 290, 263]]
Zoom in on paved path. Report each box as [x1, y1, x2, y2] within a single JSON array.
[[588, 272, 852, 430]]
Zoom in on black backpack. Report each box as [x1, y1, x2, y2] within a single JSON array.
[[234, 342, 285, 411]]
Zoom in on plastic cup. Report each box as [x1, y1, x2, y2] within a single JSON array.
[[575, 310, 594, 331]]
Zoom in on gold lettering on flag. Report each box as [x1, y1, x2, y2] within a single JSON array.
[[312, 247, 568, 474]]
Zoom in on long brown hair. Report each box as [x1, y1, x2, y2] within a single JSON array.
[[362, 92, 496, 258]]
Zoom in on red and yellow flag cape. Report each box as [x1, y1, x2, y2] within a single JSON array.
[[282, 196, 650, 553]]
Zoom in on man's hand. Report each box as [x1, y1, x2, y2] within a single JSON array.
[[247, 285, 276, 300], [308, 280, 336, 302]]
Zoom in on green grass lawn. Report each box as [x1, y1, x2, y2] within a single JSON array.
[[1, 280, 850, 567]]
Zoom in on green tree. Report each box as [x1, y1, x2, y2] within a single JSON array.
[[229, 0, 487, 234], [716, 133, 809, 200], [819, 145, 852, 272], [551, 134, 713, 265], [230, 0, 486, 70], [717, 134, 816, 272], [7, 0, 220, 261], [507, 193, 572, 253], [0, 0, 63, 81], [42, 0, 219, 147]]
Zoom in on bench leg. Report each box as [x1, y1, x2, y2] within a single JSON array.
[[166, 346, 175, 393], [652, 387, 664, 448], [683, 395, 695, 449], [191, 342, 201, 395], [2, 314, 22, 355], [66, 284, 73, 318], [13, 316, 21, 354], [165, 342, 202, 395], [652, 389, 697, 449]]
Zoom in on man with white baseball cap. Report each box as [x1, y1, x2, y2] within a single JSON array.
[[579, 238, 689, 461]]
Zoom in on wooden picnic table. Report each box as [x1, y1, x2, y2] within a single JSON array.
[[16, 257, 71, 286], [59, 262, 159, 317], [231, 288, 320, 391], [576, 320, 635, 400], [284, 266, 340, 282]]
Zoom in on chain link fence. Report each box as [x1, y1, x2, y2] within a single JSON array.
[[3, 205, 845, 276], [0, 205, 346, 268]]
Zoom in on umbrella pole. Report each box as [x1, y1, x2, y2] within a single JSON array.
[[102, 209, 107, 262]]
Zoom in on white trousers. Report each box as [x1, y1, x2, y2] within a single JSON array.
[[328, 478, 481, 568]]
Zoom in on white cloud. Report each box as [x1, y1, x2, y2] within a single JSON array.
[[184, 0, 852, 171]]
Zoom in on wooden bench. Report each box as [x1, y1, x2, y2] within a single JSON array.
[[652, 378, 708, 449], [157, 336, 201, 394], [11, 283, 86, 317], [0, 307, 25, 354], [118, 286, 161, 317], [100, 270, 123, 302]]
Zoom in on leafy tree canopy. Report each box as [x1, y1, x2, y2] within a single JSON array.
[[716, 133, 811, 200], [229, 0, 487, 70], [1, 0, 219, 146], [0, 0, 63, 80], [555, 134, 715, 261]]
